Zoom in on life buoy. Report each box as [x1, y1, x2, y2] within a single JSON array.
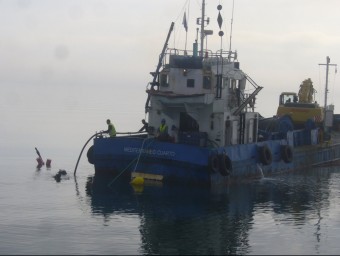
[[219, 154, 232, 176], [259, 145, 272, 165], [87, 145, 95, 164], [281, 145, 293, 163], [209, 155, 220, 173]]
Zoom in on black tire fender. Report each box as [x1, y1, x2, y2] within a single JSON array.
[[209, 155, 220, 173], [219, 154, 232, 176], [281, 145, 293, 163], [87, 145, 95, 165], [259, 145, 272, 165]]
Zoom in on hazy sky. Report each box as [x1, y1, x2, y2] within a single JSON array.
[[1, 0, 340, 158]]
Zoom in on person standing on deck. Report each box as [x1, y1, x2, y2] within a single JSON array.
[[105, 119, 116, 137], [170, 125, 178, 143], [156, 118, 169, 140]]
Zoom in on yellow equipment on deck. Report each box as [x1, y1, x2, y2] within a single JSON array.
[[276, 78, 324, 126]]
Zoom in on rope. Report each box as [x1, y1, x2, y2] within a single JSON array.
[[107, 158, 138, 187], [133, 137, 154, 173], [107, 137, 155, 187]]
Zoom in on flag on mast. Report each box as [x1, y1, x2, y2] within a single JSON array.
[[182, 11, 188, 32]]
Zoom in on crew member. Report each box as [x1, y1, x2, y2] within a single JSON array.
[[138, 119, 149, 132], [105, 119, 116, 137], [170, 125, 178, 143], [156, 118, 169, 140]]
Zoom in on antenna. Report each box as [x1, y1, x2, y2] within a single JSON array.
[[228, 0, 235, 55], [197, 0, 209, 57]]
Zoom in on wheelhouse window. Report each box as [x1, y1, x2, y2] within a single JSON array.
[[229, 79, 240, 90], [160, 73, 169, 87], [187, 79, 195, 88], [203, 75, 211, 89]]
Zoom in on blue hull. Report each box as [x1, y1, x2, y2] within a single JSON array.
[[92, 136, 211, 185], [89, 133, 340, 186]]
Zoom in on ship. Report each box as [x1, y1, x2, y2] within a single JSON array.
[[76, 0, 340, 186]]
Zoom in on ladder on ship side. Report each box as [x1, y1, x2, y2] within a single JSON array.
[[233, 74, 263, 116]]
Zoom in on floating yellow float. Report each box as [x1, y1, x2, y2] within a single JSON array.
[[130, 176, 145, 185]]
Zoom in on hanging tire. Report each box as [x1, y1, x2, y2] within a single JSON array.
[[259, 145, 272, 165], [219, 154, 232, 176], [87, 145, 95, 164], [281, 145, 293, 163], [209, 155, 220, 173]]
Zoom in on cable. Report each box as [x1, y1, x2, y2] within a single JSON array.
[[74, 132, 103, 175]]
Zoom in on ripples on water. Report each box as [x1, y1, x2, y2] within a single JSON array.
[[1, 155, 340, 255]]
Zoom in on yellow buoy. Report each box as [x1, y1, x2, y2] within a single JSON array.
[[130, 176, 144, 185], [131, 184, 144, 193]]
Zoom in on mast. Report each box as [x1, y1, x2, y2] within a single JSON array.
[[197, 0, 209, 57], [228, 0, 235, 59], [200, 0, 205, 57], [319, 56, 337, 110], [324, 56, 330, 111], [319, 56, 337, 129]]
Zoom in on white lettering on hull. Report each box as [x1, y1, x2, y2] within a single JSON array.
[[123, 147, 176, 157]]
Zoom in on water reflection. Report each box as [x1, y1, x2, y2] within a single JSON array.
[[84, 167, 337, 255]]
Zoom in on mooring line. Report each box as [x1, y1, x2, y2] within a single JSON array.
[[132, 137, 154, 173], [107, 157, 138, 187], [107, 137, 155, 187]]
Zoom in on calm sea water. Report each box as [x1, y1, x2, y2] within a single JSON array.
[[1, 154, 340, 255]]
